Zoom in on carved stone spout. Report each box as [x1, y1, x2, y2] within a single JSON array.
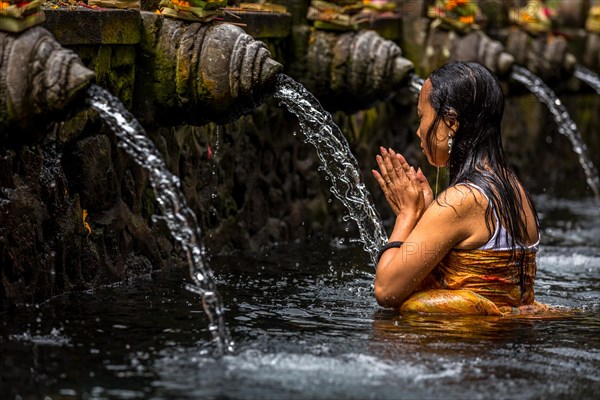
[[450, 31, 515, 76], [422, 28, 514, 78], [505, 29, 577, 82], [303, 29, 414, 112], [0, 27, 95, 137], [138, 14, 283, 125]]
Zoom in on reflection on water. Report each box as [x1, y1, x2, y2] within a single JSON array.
[[1, 195, 599, 399]]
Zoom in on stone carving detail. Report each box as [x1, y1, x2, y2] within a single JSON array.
[[0, 27, 95, 134], [450, 30, 515, 76], [304, 29, 414, 111], [505, 29, 576, 81], [141, 16, 283, 124], [422, 28, 514, 77]]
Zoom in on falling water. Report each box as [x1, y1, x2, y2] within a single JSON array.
[[510, 66, 600, 204], [274, 74, 388, 266], [408, 73, 424, 95], [574, 64, 600, 95], [86, 85, 234, 355]]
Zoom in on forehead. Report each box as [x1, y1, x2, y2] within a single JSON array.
[[418, 79, 432, 110]]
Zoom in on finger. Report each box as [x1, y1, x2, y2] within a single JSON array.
[[372, 169, 388, 191], [375, 155, 391, 183], [388, 149, 408, 182], [408, 166, 421, 190], [394, 152, 412, 174], [416, 168, 432, 193], [383, 149, 395, 178], [384, 150, 399, 183]]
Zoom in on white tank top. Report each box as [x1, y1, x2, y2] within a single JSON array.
[[461, 183, 539, 251]]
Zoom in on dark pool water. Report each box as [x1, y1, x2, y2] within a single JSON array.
[[1, 195, 599, 400]]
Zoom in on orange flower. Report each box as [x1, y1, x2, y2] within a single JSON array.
[[459, 15, 474, 24], [520, 11, 536, 23], [456, 0, 469, 5], [82, 209, 92, 236], [444, 0, 457, 11]]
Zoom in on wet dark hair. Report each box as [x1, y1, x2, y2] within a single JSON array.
[[424, 61, 539, 291]]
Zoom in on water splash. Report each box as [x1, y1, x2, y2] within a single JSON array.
[[86, 85, 234, 355], [510, 66, 600, 204], [574, 64, 600, 96], [274, 74, 388, 266], [408, 73, 424, 96]]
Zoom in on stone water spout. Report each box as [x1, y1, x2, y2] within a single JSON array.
[[303, 29, 414, 112], [0, 26, 95, 137], [138, 14, 283, 125], [504, 29, 577, 82], [450, 30, 515, 76], [422, 28, 515, 77]]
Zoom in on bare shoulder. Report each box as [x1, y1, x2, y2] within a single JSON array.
[[428, 184, 488, 218]]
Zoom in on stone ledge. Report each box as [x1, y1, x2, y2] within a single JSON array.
[[42, 8, 141, 45]]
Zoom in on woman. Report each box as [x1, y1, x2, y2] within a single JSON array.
[[372, 62, 543, 315]]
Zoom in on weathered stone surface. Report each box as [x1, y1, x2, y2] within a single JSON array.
[[421, 27, 514, 78], [554, 0, 590, 29], [43, 8, 142, 45], [2, 3, 600, 309], [302, 29, 414, 112], [75, 45, 137, 109], [0, 138, 167, 307], [583, 32, 600, 72], [0, 27, 95, 137], [63, 135, 119, 212], [450, 30, 515, 76], [136, 14, 283, 125], [505, 28, 577, 82], [223, 10, 292, 38]]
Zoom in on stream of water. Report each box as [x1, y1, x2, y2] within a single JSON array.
[[510, 66, 600, 203], [574, 64, 600, 95], [408, 73, 424, 95], [85, 85, 233, 355], [274, 74, 388, 266]]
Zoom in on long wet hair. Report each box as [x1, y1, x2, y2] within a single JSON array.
[[424, 61, 539, 291]]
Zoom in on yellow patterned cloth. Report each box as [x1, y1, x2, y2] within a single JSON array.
[[400, 249, 549, 315]]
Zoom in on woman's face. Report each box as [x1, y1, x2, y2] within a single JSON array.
[[416, 79, 453, 167]]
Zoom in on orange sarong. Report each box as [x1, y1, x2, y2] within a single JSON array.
[[400, 249, 549, 316]]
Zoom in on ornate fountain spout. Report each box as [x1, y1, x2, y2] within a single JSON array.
[[504, 28, 577, 82], [303, 29, 414, 112], [421, 0, 513, 77], [421, 27, 515, 78], [497, 0, 576, 82], [450, 30, 515, 76], [138, 14, 283, 125], [0, 26, 95, 137]]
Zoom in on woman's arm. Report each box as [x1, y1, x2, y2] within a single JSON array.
[[374, 189, 472, 308], [372, 148, 480, 308]]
